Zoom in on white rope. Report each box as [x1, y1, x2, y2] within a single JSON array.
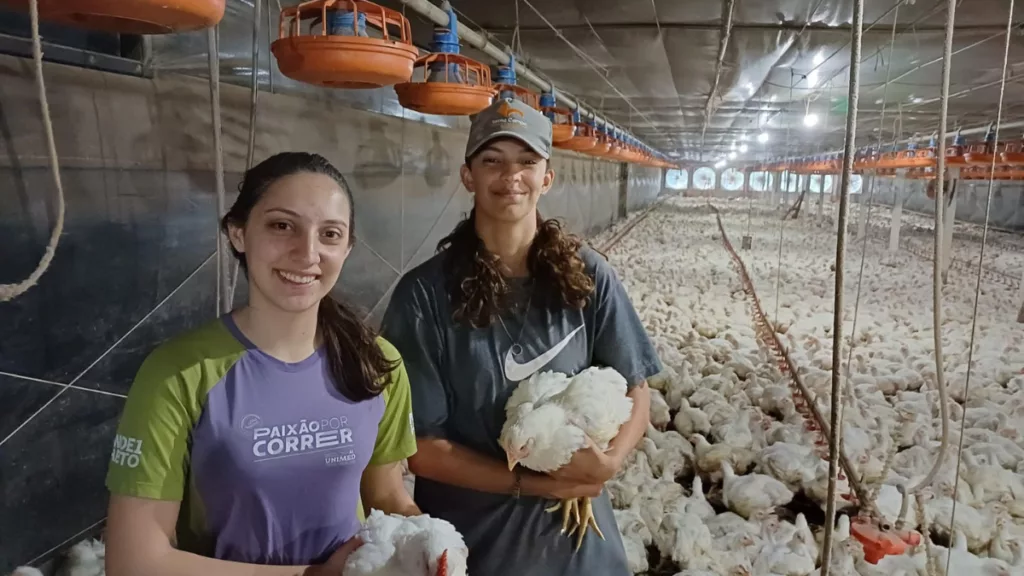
[[906, 0, 957, 498], [819, 0, 864, 572], [0, 0, 65, 302], [943, 2, 1014, 574]]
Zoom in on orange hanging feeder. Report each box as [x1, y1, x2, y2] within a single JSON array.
[[537, 90, 576, 143], [999, 138, 1024, 166], [850, 519, 920, 564], [271, 0, 419, 89], [585, 125, 614, 158], [394, 53, 495, 115], [555, 113, 599, 152], [491, 54, 540, 109], [3, 0, 225, 34], [393, 2, 495, 116]]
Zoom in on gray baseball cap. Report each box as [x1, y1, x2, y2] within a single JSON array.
[[465, 98, 553, 160]]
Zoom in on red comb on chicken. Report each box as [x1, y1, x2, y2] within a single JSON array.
[[435, 549, 448, 576]]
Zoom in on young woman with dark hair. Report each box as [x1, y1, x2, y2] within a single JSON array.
[[380, 99, 663, 576], [104, 152, 419, 576]]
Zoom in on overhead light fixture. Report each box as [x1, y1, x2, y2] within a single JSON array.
[[714, 160, 727, 169], [739, 133, 749, 142], [813, 51, 825, 66], [807, 70, 819, 88], [739, 144, 749, 153], [729, 152, 737, 160], [731, 141, 737, 151], [912, 97, 923, 104], [758, 132, 770, 143], [804, 113, 819, 128]]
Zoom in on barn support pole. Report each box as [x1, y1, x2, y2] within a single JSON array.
[[834, 174, 843, 233], [816, 175, 825, 218], [857, 174, 873, 239], [940, 178, 958, 282], [890, 193, 903, 253]]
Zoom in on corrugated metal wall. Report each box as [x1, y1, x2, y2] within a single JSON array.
[[0, 54, 662, 571]]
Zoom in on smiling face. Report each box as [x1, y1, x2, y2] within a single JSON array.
[[460, 138, 554, 225], [227, 172, 353, 314]]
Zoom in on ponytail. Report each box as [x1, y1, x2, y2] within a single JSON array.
[[317, 294, 397, 402]]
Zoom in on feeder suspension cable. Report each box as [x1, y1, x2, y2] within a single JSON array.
[[845, 5, 899, 384], [774, 69, 798, 323], [0, 0, 66, 303], [819, 0, 864, 572], [943, 3, 1014, 575], [906, 0, 957, 500]]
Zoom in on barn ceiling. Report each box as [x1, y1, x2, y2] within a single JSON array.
[[378, 0, 1024, 164]]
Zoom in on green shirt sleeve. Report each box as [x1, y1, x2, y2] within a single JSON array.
[[369, 336, 418, 466], [105, 347, 199, 501]]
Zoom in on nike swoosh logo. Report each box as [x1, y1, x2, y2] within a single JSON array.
[[503, 325, 585, 382]]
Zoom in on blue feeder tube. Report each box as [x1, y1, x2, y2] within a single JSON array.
[[494, 54, 518, 100], [540, 90, 557, 122], [427, 1, 464, 83], [328, 10, 368, 37]]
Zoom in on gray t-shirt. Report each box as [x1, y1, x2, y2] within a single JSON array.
[[380, 245, 662, 576]]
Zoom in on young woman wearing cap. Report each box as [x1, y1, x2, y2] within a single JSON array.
[[380, 98, 661, 575], [104, 152, 419, 576]]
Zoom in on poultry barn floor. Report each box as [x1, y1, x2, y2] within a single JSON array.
[[11, 196, 1024, 576]]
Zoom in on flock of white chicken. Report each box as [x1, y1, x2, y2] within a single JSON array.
[[10, 194, 1024, 576], [596, 196, 1024, 575]]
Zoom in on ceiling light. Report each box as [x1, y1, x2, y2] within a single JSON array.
[[758, 132, 770, 143], [804, 113, 819, 127], [739, 133, 749, 142], [731, 141, 736, 150], [807, 70, 819, 88], [739, 144, 749, 153], [813, 51, 825, 66], [729, 152, 737, 160], [912, 97, 923, 104], [714, 160, 727, 169]]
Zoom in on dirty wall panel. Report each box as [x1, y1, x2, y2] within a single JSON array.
[[626, 164, 664, 212], [881, 177, 1024, 231], [0, 166, 222, 383]]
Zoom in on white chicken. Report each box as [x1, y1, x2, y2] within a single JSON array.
[[344, 509, 469, 576], [499, 366, 634, 549], [720, 461, 795, 519]]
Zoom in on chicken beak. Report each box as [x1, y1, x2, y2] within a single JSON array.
[[506, 452, 519, 471], [435, 549, 448, 576]]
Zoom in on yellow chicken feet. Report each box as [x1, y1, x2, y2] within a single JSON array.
[[572, 497, 605, 551], [545, 498, 605, 551], [545, 498, 580, 534]]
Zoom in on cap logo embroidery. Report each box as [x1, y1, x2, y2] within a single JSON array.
[[491, 100, 528, 128], [497, 100, 524, 119]]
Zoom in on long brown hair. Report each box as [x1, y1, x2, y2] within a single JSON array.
[[437, 208, 596, 327], [221, 152, 397, 401]]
